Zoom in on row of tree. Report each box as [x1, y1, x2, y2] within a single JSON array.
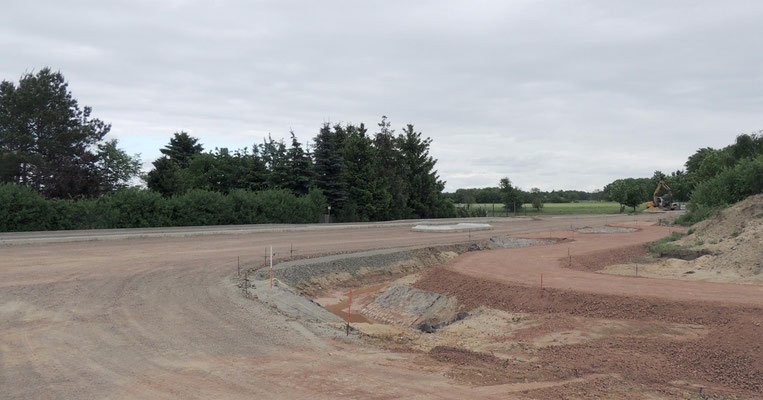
[[444, 187, 601, 206], [144, 117, 454, 222], [0, 68, 455, 230]]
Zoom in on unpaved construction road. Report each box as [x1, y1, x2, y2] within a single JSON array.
[[1, 213, 757, 399]]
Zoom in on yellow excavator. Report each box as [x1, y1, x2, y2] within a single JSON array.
[[645, 180, 678, 210]]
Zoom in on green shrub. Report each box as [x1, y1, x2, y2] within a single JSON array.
[[99, 188, 171, 228], [675, 205, 722, 226], [0, 183, 51, 231], [646, 232, 685, 253], [689, 155, 763, 210], [0, 184, 329, 232], [170, 189, 234, 226]]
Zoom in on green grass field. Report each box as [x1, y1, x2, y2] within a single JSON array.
[[457, 201, 646, 216]]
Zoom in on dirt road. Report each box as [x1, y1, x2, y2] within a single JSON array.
[[0, 213, 689, 399], [448, 225, 763, 305]]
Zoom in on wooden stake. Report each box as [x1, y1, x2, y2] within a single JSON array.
[[347, 289, 352, 322]]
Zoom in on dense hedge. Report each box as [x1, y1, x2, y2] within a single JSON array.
[[0, 183, 327, 232], [676, 155, 763, 226]]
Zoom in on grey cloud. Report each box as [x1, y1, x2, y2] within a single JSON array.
[[2, 0, 761, 191]]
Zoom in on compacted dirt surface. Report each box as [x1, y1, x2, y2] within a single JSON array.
[[2, 213, 761, 399]]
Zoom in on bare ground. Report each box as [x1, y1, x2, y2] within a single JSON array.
[[2, 213, 761, 399]]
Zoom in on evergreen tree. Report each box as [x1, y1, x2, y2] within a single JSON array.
[[0, 68, 133, 198], [159, 131, 203, 168], [260, 135, 289, 190], [341, 123, 379, 221], [286, 131, 313, 195], [241, 145, 268, 191], [397, 124, 443, 218], [145, 157, 188, 196], [313, 123, 347, 210], [372, 116, 401, 219]]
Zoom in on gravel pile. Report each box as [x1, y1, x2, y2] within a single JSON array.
[[486, 237, 557, 249], [362, 285, 458, 327], [575, 226, 637, 233]]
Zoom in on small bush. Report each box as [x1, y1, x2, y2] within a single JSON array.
[[646, 232, 685, 253], [675, 205, 721, 226]]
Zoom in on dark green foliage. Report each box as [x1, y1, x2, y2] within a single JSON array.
[[499, 177, 524, 212], [141, 116, 454, 224], [145, 157, 188, 197], [603, 178, 651, 212], [159, 131, 203, 168], [0, 68, 140, 198], [372, 116, 402, 220], [313, 123, 347, 211], [0, 183, 327, 231], [675, 205, 721, 226], [531, 187, 544, 211], [285, 131, 314, 195], [340, 124, 377, 221], [0, 183, 51, 231], [99, 188, 170, 228], [169, 189, 233, 226], [445, 187, 595, 204], [261, 136, 290, 190], [1, 69, 455, 229], [97, 139, 142, 193], [688, 155, 763, 210], [397, 124, 444, 218]]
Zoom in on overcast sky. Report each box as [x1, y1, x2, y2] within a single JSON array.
[[3, 1, 762, 191]]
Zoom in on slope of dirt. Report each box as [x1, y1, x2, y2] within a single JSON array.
[[606, 195, 763, 285], [677, 194, 763, 282]]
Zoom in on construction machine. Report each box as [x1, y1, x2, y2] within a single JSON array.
[[645, 180, 678, 210]]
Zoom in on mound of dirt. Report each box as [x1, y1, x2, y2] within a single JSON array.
[[361, 285, 458, 327], [678, 194, 763, 282]]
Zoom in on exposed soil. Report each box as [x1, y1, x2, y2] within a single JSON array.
[[4, 212, 761, 399], [602, 195, 763, 285], [411, 270, 762, 396], [563, 244, 648, 272]]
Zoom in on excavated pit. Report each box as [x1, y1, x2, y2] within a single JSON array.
[[248, 235, 561, 331]]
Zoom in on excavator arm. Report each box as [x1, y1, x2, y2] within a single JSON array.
[[652, 180, 672, 205], [647, 180, 675, 210]]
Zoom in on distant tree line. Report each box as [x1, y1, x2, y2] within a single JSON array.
[[0, 69, 455, 231], [444, 187, 601, 206]]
